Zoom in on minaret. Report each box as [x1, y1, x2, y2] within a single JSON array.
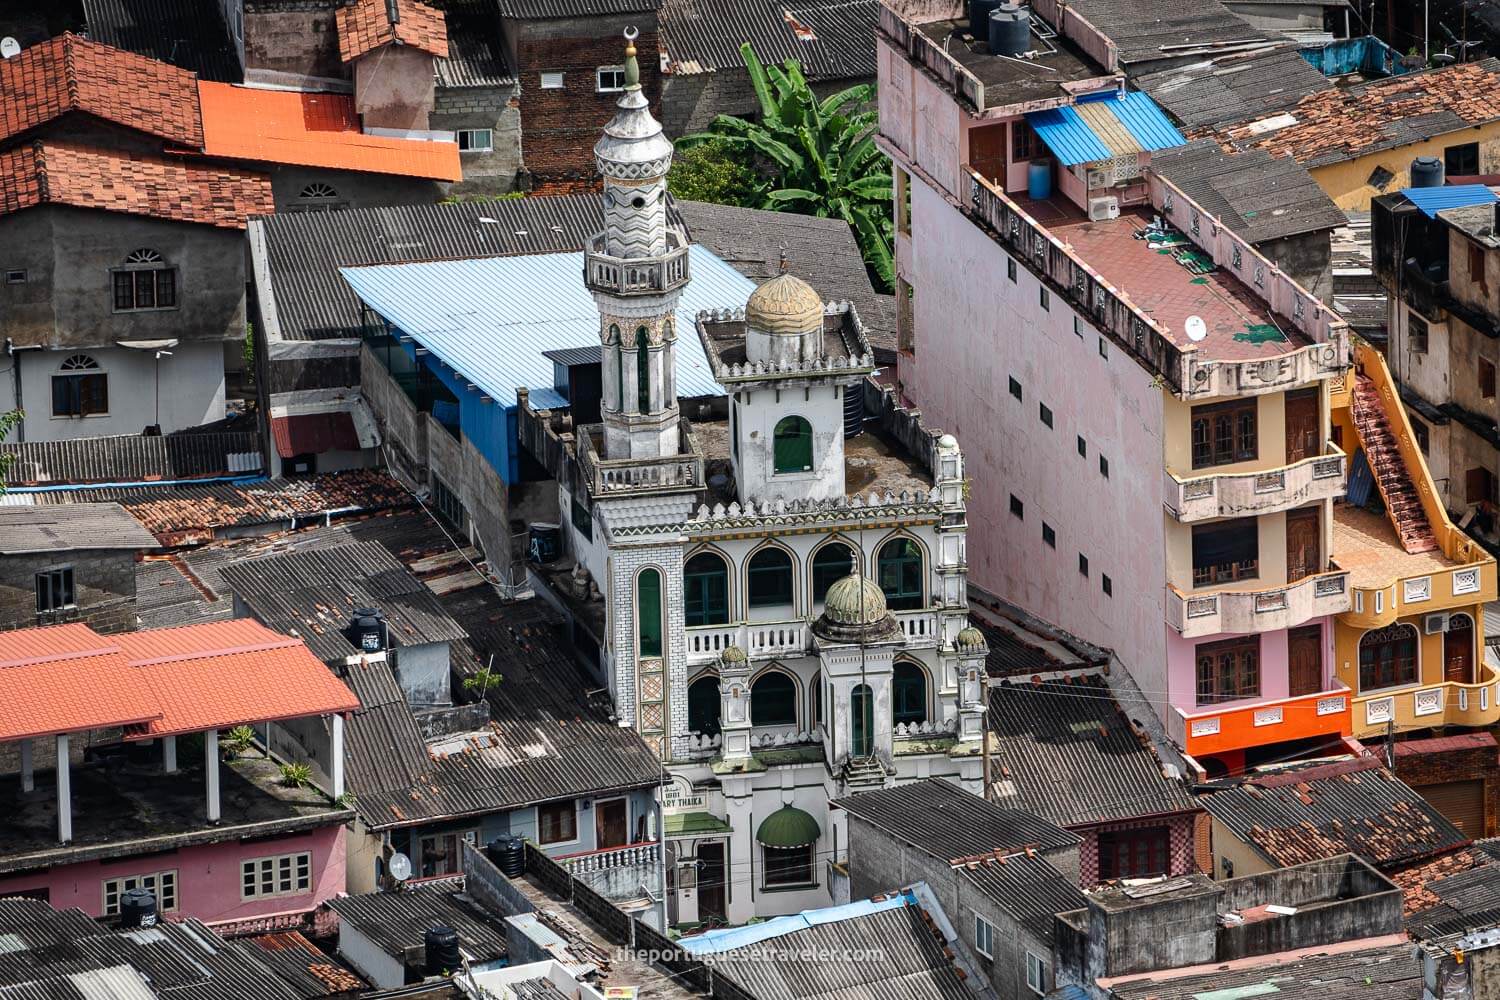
[[587, 27, 690, 461]]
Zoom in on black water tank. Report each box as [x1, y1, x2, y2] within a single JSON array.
[[119, 888, 157, 928], [1410, 156, 1444, 188], [528, 522, 561, 564], [346, 607, 386, 654], [968, 0, 1004, 38], [424, 925, 461, 976], [989, 4, 1031, 56], [843, 383, 865, 439], [486, 836, 525, 878]]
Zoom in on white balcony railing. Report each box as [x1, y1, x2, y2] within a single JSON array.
[[685, 620, 810, 664], [1165, 444, 1346, 523], [557, 840, 661, 876], [1166, 569, 1352, 638]]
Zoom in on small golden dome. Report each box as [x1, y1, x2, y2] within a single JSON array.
[[745, 272, 823, 337], [822, 572, 888, 626]]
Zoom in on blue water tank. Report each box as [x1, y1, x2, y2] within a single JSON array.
[[1027, 160, 1052, 200]]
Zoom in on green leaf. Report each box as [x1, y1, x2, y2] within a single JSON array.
[[740, 43, 783, 127], [818, 83, 875, 119]]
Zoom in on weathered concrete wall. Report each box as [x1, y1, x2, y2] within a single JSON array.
[[0, 550, 139, 633], [425, 414, 512, 567], [1310, 124, 1500, 211], [1091, 887, 1220, 977], [1216, 860, 1403, 960], [360, 342, 426, 483], [393, 641, 452, 708], [433, 84, 524, 196], [267, 166, 446, 212], [244, 0, 344, 82], [354, 45, 437, 131], [1257, 231, 1334, 306]]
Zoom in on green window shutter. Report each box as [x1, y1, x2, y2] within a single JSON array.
[[684, 554, 729, 626], [878, 538, 924, 610], [636, 328, 651, 413], [773, 416, 813, 473], [637, 568, 662, 657]]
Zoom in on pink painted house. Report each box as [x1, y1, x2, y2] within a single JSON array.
[[878, 0, 1357, 782], [0, 620, 358, 931]]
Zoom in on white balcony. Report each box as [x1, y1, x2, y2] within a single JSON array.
[[1165, 444, 1346, 523], [1166, 570, 1352, 638], [685, 620, 811, 664], [894, 609, 940, 647]]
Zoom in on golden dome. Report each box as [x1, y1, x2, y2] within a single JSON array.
[[745, 272, 823, 337], [822, 572, 888, 626]]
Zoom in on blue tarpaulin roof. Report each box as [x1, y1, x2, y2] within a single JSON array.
[[679, 891, 915, 955], [339, 245, 756, 406], [1400, 184, 1499, 218], [1026, 91, 1187, 167]]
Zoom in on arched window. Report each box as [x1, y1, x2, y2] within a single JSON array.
[[290, 182, 345, 213], [299, 182, 339, 200], [811, 671, 823, 727], [877, 537, 924, 610], [751, 670, 797, 726], [1359, 623, 1418, 692], [52, 354, 107, 417], [637, 569, 663, 658], [747, 546, 794, 609], [893, 661, 927, 725], [688, 675, 720, 736], [113, 248, 175, 311], [812, 541, 856, 606], [684, 551, 730, 626], [773, 416, 813, 473], [636, 327, 651, 413]]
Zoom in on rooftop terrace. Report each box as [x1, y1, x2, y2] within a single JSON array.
[[906, 15, 1106, 110], [0, 749, 347, 874], [1017, 194, 1310, 360], [1332, 502, 1459, 590]]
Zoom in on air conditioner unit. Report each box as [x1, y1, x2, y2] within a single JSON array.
[[1087, 196, 1120, 222], [1424, 612, 1450, 635], [1086, 169, 1109, 189]]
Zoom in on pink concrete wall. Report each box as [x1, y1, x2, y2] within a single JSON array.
[[0, 824, 346, 924], [897, 174, 1170, 715], [1164, 618, 1335, 716]]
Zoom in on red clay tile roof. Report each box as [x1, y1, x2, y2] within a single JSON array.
[[0, 32, 203, 147], [1393, 732, 1498, 757], [195, 82, 461, 182], [1208, 60, 1500, 169], [336, 0, 450, 63], [0, 142, 274, 229], [1391, 847, 1492, 915], [0, 619, 357, 742]]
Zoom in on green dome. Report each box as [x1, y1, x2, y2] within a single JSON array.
[[756, 805, 821, 849], [956, 626, 985, 648], [822, 572, 887, 626], [720, 645, 748, 664]]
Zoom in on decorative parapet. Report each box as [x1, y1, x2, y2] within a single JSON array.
[[697, 302, 877, 384], [583, 229, 690, 297], [895, 717, 959, 739], [577, 418, 704, 496], [1165, 443, 1347, 522], [1166, 569, 1352, 638]]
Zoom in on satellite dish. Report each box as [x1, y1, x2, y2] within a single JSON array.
[[1185, 315, 1207, 342], [0, 38, 21, 59], [388, 852, 413, 882]]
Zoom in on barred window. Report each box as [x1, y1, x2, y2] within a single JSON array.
[[103, 870, 178, 914], [112, 248, 176, 311], [241, 852, 312, 899]]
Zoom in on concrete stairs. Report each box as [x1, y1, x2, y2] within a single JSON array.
[[841, 756, 889, 791], [1351, 373, 1438, 554]]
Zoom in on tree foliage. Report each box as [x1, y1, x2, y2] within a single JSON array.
[[0, 409, 20, 496], [668, 137, 765, 206], [679, 44, 894, 291]]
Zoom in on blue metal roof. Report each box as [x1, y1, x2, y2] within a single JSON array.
[[339, 245, 756, 406], [1400, 184, 1499, 218], [1026, 91, 1187, 167], [680, 891, 914, 955]]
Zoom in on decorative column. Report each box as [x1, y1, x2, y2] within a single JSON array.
[[718, 646, 752, 765], [162, 735, 177, 774], [954, 626, 989, 744], [331, 714, 346, 800], [205, 729, 221, 824], [55, 734, 71, 844]]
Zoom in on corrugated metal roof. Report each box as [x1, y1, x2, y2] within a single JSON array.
[[660, 0, 878, 80], [1402, 183, 1500, 218], [542, 345, 605, 366], [327, 880, 509, 965], [0, 431, 262, 487], [1026, 91, 1186, 166], [0, 503, 158, 553], [82, 0, 243, 82], [340, 244, 755, 403]]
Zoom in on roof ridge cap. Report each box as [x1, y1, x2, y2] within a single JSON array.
[[61, 33, 80, 113], [30, 141, 49, 204]]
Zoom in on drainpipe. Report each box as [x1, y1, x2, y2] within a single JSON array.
[[5, 339, 24, 441]]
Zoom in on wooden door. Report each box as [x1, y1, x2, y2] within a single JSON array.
[[697, 842, 726, 923], [595, 799, 628, 850], [1446, 614, 1475, 684], [1286, 507, 1320, 583], [1285, 388, 1320, 462], [1288, 625, 1323, 697]]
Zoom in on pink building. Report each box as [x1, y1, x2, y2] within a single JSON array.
[[0, 620, 358, 930], [878, 0, 1355, 781]]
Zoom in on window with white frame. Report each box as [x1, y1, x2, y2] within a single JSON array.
[[1026, 951, 1047, 994], [457, 129, 493, 153], [241, 852, 312, 899], [540, 71, 564, 89], [597, 65, 626, 92], [103, 870, 177, 914], [112, 248, 176, 311], [973, 914, 995, 958], [52, 354, 108, 417]]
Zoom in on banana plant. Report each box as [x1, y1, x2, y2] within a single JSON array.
[[679, 44, 894, 291]]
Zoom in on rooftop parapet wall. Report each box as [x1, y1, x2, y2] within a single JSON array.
[[879, 2, 988, 112], [1031, 0, 1119, 73]]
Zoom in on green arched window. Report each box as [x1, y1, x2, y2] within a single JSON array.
[[684, 551, 730, 626], [636, 327, 651, 413], [637, 568, 662, 657], [751, 671, 797, 726], [688, 675, 720, 736], [747, 546, 794, 608], [812, 542, 856, 605], [773, 416, 813, 474], [877, 537, 924, 611], [893, 661, 926, 725]]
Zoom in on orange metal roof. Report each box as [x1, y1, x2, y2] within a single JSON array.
[[0, 33, 203, 147], [0, 619, 357, 742], [115, 619, 360, 737], [336, 0, 450, 63], [195, 82, 461, 182]]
